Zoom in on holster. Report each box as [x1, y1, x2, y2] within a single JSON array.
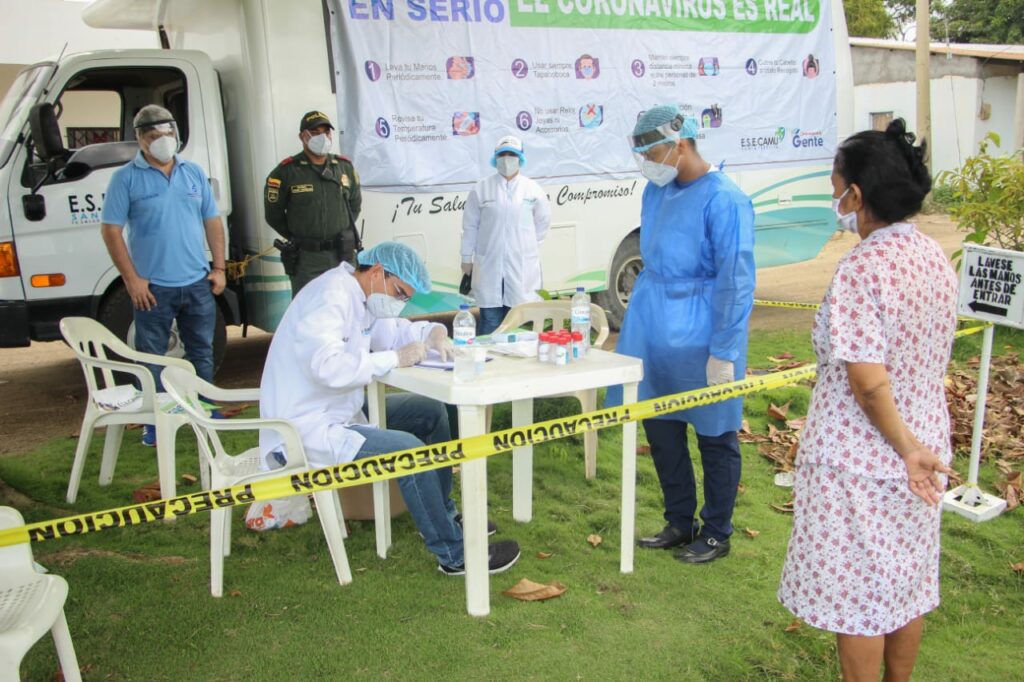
[[274, 238, 299, 276], [335, 230, 357, 266]]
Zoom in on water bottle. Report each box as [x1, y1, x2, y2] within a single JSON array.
[[453, 304, 476, 383], [571, 287, 591, 358]]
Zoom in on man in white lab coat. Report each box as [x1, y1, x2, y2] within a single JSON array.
[[461, 135, 552, 335], [260, 242, 520, 575]]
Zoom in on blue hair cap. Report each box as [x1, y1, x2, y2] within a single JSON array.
[[356, 242, 432, 294]]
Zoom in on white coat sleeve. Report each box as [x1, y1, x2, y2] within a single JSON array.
[[295, 297, 376, 391], [461, 185, 482, 262], [369, 319, 443, 350], [533, 184, 551, 244]]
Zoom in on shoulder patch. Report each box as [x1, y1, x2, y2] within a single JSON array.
[[335, 154, 352, 164], [280, 156, 294, 166], [266, 177, 281, 187]]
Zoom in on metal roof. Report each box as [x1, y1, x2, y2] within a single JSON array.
[[850, 38, 1024, 63]]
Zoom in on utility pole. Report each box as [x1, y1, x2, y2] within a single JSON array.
[[916, 0, 932, 168]]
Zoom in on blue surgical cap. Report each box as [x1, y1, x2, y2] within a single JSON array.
[[357, 242, 432, 294], [631, 105, 699, 152]]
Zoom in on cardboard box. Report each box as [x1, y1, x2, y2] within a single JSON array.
[[337, 479, 407, 520]]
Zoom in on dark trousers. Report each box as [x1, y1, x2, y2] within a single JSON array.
[[642, 419, 741, 542]]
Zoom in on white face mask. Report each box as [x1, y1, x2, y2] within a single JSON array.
[[833, 187, 858, 234], [306, 132, 332, 156], [496, 156, 520, 178], [148, 135, 177, 163], [640, 146, 679, 187], [365, 274, 406, 318]]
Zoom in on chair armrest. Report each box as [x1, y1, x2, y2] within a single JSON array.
[[123, 349, 196, 372], [200, 416, 307, 464], [80, 357, 158, 404], [198, 385, 260, 403]]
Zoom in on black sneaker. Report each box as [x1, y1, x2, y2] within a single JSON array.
[[455, 513, 497, 537], [674, 536, 730, 564], [438, 540, 521, 576]]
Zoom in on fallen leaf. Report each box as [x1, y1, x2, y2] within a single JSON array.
[[771, 499, 795, 514], [785, 417, 807, 431], [784, 619, 802, 633], [502, 578, 567, 602], [737, 482, 747, 494], [740, 420, 752, 434], [636, 444, 651, 455], [744, 528, 760, 538], [1011, 562, 1024, 574], [216, 403, 255, 418], [536, 551, 554, 559], [181, 473, 198, 485], [228, 589, 242, 597], [767, 352, 794, 361], [767, 401, 791, 421], [586, 534, 603, 548]]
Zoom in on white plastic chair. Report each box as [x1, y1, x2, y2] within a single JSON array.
[[60, 316, 196, 504], [494, 300, 611, 479], [0, 507, 81, 682], [160, 366, 352, 597]]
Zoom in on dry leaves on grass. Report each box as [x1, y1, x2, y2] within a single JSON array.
[[771, 498, 795, 514], [536, 551, 554, 559], [1011, 562, 1024, 574], [215, 403, 256, 418], [947, 353, 1023, 508], [502, 578, 567, 602], [767, 401, 791, 422], [743, 528, 761, 539], [784, 619, 802, 633], [586, 534, 603, 548]]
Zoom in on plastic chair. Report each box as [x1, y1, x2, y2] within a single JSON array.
[[494, 300, 610, 479], [0, 507, 81, 682], [60, 316, 196, 504], [160, 366, 352, 597]]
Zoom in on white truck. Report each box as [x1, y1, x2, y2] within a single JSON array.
[[0, 0, 853, 364]]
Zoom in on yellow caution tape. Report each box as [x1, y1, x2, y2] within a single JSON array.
[[0, 365, 817, 548], [754, 299, 821, 310], [954, 323, 993, 338]]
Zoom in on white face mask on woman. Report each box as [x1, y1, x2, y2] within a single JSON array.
[[496, 155, 520, 178], [306, 132, 332, 156], [833, 187, 858, 233], [148, 135, 178, 163]]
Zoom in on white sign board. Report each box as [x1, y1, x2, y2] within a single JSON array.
[[957, 243, 1024, 329], [335, 0, 838, 191]]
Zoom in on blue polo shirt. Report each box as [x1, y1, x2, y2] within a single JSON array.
[[102, 152, 219, 287]]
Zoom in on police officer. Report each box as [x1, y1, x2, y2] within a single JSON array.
[[265, 110, 362, 296]]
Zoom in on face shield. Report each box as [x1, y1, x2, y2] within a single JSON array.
[[135, 120, 179, 147], [627, 114, 696, 169]]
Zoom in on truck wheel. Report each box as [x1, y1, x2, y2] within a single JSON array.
[[593, 232, 642, 330], [97, 284, 228, 376]]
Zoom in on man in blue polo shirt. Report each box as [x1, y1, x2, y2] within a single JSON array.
[[101, 104, 226, 446]]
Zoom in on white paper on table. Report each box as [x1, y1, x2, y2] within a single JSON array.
[[415, 348, 493, 371]]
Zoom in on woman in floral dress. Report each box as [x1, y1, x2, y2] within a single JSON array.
[[778, 119, 957, 682]]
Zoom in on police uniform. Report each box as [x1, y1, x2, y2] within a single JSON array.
[[264, 113, 362, 296]]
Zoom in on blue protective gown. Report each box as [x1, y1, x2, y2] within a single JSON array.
[[607, 170, 755, 436]]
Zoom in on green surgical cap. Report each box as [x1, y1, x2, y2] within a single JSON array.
[[357, 242, 432, 294]]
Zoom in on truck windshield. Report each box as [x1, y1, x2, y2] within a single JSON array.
[[0, 63, 54, 169]]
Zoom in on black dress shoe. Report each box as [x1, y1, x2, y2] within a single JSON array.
[[674, 536, 730, 564], [637, 524, 696, 549]]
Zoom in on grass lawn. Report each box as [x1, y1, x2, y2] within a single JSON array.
[[2, 328, 1022, 681]]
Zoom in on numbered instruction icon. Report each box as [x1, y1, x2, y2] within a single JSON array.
[[516, 111, 533, 131], [375, 117, 391, 138], [511, 59, 529, 79], [631, 59, 646, 78], [365, 61, 382, 82]]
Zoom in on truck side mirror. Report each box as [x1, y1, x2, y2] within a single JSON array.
[[22, 194, 46, 222], [28, 103, 66, 163]]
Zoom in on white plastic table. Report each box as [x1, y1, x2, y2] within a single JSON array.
[[367, 348, 643, 617]]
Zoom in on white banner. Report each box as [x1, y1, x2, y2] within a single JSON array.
[[333, 0, 837, 191]]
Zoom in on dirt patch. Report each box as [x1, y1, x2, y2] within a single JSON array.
[[0, 215, 964, 457], [42, 547, 192, 567]]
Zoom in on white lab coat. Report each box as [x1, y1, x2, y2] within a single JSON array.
[[460, 173, 551, 308], [259, 262, 441, 468]]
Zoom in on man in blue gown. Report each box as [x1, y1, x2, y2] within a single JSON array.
[[611, 105, 755, 564]]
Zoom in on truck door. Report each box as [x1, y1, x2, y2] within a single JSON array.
[[7, 55, 216, 342]]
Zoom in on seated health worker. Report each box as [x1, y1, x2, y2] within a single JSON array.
[[259, 242, 520, 576]]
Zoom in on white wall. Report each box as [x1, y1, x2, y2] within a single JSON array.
[[854, 75, 1021, 176], [0, 0, 157, 98]]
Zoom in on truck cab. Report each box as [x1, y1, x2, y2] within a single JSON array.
[[0, 49, 235, 363]]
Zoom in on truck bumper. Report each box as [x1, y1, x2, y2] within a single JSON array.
[[0, 300, 30, 347]]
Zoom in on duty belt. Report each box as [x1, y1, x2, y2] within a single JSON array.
[[293, 236, 338, 252]]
